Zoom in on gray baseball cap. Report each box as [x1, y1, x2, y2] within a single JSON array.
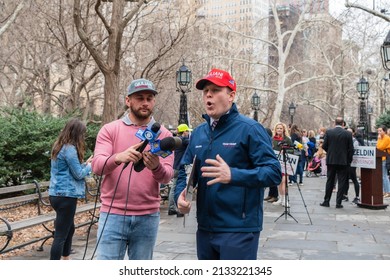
[[126, 78, 158, 96]]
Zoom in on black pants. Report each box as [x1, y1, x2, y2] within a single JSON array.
[[49, 196, 77, 260], [267, 185, 278, 197], [324, 165, 349, 205], [345, 166, 360, 197]]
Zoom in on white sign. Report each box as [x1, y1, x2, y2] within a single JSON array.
[[274, 150, 299, 175], [351, 146, 376, 169]]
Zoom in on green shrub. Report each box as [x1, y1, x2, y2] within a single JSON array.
[[375, 110, 390, 129], [0, 108, 99, 186]]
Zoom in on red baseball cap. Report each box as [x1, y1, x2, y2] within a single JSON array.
[[195, 68, 236, 91]]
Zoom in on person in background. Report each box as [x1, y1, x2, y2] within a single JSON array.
[[92, 78, 174, 260], [376, 125, 390, 198], [264, 127, 279, 203], [316, 127, 326, 141], [272, 122, 293, 207], [345, 127, 361, 204], [167, 123, 192, 217], [175, 68, 281, 260], [301, 129, 309, 172], [49, 118, 93, 260], [320, 117, 353, 209], [314, 139, 327, 178], [307, 130, 317, 169], [289, 124, 304, 186]]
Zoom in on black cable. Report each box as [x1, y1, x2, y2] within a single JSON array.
[[89, 160, 129, 260], [81, 154, 112, 260]]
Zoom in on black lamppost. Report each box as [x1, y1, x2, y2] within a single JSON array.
[[381, 30, 390, 70], [383, 76, 388, 112], [288, 102, 296, 125], [251, 91, 260, 122], [356, 76, 370, 143], [367, 104, 373, 137], [176, 61, 192, 125]]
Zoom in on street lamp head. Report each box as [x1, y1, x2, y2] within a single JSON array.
[[251, 91, 260, 110], [176, 63, 192, 89], [356, 76, 369, 99], [381, 30, 390, 71], [288, 102, 296, 116]]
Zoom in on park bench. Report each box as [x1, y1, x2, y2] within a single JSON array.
[[0, 180, 100, 254]]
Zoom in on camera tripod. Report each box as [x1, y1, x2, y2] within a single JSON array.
[[274, 146, 313, 225]]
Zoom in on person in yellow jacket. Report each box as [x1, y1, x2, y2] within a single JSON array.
[[376, 125, 390, 198]]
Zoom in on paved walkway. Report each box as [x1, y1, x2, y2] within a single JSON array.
[[3, 176, 390, 260]]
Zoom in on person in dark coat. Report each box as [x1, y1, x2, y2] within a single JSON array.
[[320, 117, 354, 208]]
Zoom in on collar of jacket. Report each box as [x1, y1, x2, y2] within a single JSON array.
[[202, 103, 238, 129], [122, 114, 157, 128]]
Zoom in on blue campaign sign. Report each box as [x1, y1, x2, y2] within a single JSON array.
[[274, 150, 299, 176], [351, 146, 376, 169]]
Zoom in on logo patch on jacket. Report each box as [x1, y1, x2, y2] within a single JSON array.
[[222, 142, 236, 148]]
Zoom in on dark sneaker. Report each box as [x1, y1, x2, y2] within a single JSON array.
[[342, 195, 349, 202], [267, 197, 278, 203], [352, 197, 360, 204]]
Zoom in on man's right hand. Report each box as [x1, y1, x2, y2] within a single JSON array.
[[177, 188, 191, 214], [115, 142, 143, 165]]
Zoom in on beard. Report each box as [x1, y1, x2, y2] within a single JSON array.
[[130, 105, 152, 120]]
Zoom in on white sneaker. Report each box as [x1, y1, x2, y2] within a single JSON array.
[[282, 200, 290, 207], [272, 198, 282, 205]]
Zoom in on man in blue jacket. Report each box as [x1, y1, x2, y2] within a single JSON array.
[[175, 68, 282, 260]]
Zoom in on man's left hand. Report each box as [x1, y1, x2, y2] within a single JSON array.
[[143, 151, 160, 170], [201, 154, 231, 185]]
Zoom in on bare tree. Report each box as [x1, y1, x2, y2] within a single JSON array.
[[74, 0, 152, 124], [345, 0, 390, 22], [0, 1, 24, 37]]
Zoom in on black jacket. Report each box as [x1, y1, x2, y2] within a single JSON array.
[[323, 126, 354, 166]]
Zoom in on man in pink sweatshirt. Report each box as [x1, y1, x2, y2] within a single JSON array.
[[92, 78, 174, 260]]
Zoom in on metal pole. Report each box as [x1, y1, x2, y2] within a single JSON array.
[[359, 100, 367, 144], [178, 90, 189, 125], [254, 109, 258, 122], [382, 78, 388, 113]]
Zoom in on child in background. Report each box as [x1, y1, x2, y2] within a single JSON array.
[[315, 139, 327, 177]]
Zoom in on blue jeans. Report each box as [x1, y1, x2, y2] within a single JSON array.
[[289, 159, 304, 184], [96, 211, 160, 260], [382, 161, 390, 193]]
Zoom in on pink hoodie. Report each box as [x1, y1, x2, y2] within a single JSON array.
[[92, 119, 174, 215]]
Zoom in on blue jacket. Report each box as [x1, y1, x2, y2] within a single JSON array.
[[175, 104, 282, 233], [49, 144, 91, 199], [173, 135, 190, 170]]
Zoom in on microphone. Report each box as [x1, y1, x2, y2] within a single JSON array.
[[133, 136, 182, 173], [293, 140, 303, 150], [150, 137, 182, 158], [125, 122, 160, 170]]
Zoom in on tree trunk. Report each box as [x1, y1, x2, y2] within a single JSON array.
[[42, 67, 51, 114], [103, 72, 120, 123]]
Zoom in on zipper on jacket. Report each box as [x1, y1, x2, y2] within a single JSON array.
[[205, 130, 214, 229], [242, 188, 247, 219]]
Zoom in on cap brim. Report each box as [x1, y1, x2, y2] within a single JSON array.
[[127, 88, 158, 96], [195, 78, 234, 91]]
